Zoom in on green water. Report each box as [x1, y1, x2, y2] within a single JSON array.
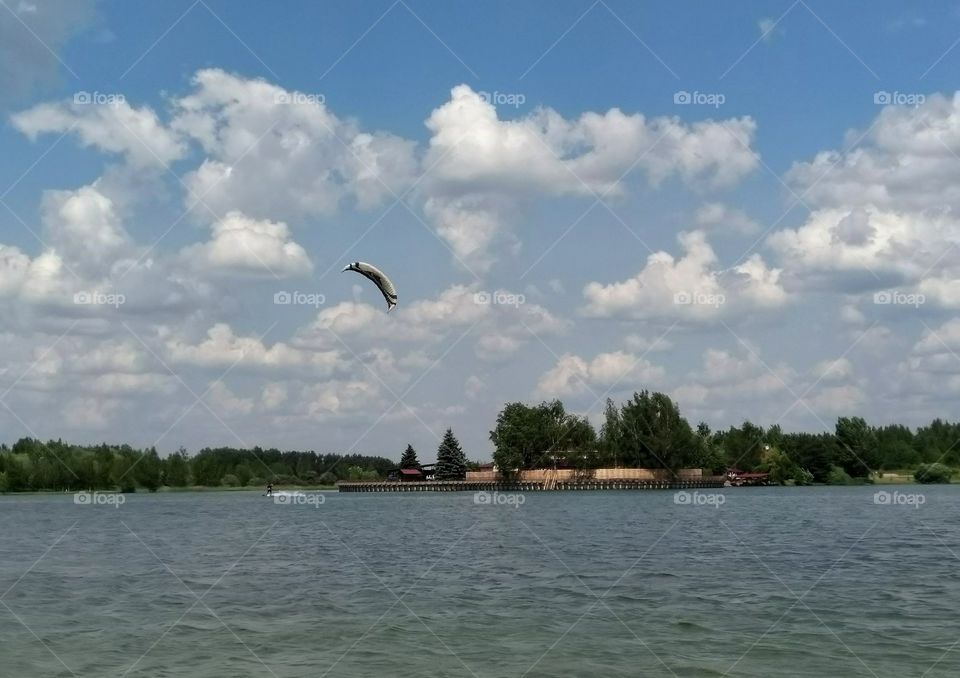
[[1, 486, 957, 677]]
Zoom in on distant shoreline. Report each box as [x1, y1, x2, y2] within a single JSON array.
[[0, 472, 950, 496], [0, 485, 338, 496]]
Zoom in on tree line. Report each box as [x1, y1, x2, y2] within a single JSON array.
[[489, 391, 960, 484], [0, 427, 475, 492], [0, 439, 396, 493], [2, 390, 958, 492]]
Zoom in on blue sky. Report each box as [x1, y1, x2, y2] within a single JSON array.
[[2, 0, 960, 461]]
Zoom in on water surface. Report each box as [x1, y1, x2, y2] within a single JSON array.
[[1, 486, 958, 677]]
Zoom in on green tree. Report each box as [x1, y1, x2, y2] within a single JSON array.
[[559, 415, 597, 468], [436, 429, 467, 480], [599, 398, 624, 467], [191, 453, 224, 486], [759, 447, 811, 485], [3, 454, 29, 491], [780, 432, 836, 482], [234, 463, 254, 487], [23, 440, 73, 491], [835, 416, 878, 478], [616, 391, 699, 470], [694, 422, 726, 474], [490, 403, 538, 474], [400, 444, 420, 469], [915, 419, 957, 464], [295, 454, 316, 480], [164, 448, 191, 486], [135, 448, 162, 492], [716, 421, 766, 471], [491, 400, 596, 474], [111, 451, 138, 493]]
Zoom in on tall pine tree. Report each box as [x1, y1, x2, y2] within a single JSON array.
[[400, 444, 420, 469], [435, 429, 467, 480]]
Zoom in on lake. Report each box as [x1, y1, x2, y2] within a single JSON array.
[[1, 486, 958, 677]]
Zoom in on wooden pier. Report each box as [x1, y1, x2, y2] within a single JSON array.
[[337, 477, 725, 492]]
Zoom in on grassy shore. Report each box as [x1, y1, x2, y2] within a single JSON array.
[[873, 472, 917, 485]]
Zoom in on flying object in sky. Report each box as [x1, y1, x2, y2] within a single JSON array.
[[342, 261, 398, 312]]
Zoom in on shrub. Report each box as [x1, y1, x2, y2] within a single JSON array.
[[221, 474, 241, 487], [826, 466, 854, 485], [914, 463, 953, 484]]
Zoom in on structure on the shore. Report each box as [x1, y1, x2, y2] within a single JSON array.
[[725, 469, 771, 486], [338, 467, 724, 492]]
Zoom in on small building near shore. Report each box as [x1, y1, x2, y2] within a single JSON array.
[[386, 467, 425, 482]]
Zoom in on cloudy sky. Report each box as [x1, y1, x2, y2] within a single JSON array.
[[2, 0, 960, 462]]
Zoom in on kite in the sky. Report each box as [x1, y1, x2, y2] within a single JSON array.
[[342, 261, 398, 312]]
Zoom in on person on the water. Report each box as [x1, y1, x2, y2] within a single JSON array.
[[265, 482, 273, 496]]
